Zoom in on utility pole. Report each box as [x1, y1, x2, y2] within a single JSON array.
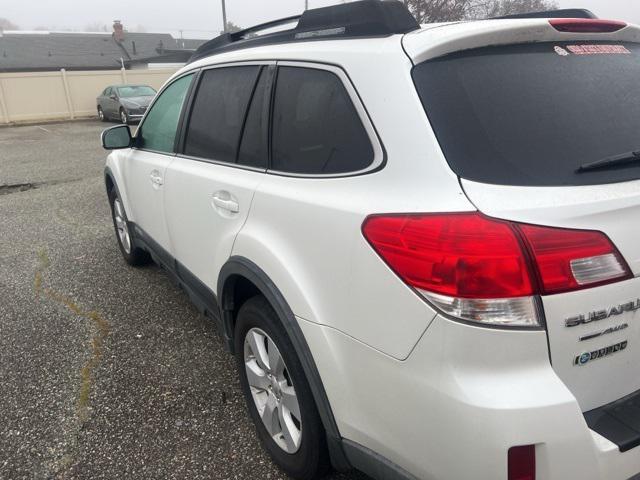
[[305, 0, 309, 11], [221, 0, 228, 33]]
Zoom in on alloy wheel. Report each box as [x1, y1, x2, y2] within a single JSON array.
[[120, 110, 128, 124], [113, 198, 132, 254], [244, 327, 302, 454]]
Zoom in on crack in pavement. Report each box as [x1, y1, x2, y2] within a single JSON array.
[[33, 248, 110, 477], [0, 183, 37, 195], [0, 179, 86, 197]]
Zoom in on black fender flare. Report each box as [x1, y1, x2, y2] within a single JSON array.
[[104, 166, 118, 196], [217, 256, 350, 471]]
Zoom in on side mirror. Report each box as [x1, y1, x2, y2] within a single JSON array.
[[110, 94, 117, 100], [101, 125, 132, 150]]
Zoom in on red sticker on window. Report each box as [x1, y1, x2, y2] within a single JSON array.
[[566, 45, 631, 55]]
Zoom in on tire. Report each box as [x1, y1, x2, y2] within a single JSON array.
[[235, 296, 330, 480], [98, 106, 106, 122], [120, 108, 129, 125], [108, 188, 150, 266]]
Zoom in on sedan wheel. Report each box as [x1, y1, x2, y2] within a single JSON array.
[[244, 327, 302, 454], [98, 107, 105, 122], [120, 109, 128, 124]]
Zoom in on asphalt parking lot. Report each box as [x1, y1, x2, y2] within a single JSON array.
[[0, 120, 367, 480]]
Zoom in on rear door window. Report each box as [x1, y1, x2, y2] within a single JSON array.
[[271, 67, 374, 175], [412, 42, 640, 186], [184, 66, 260, 164]]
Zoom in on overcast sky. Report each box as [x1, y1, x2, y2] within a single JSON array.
[[2, 0, 640, 38]]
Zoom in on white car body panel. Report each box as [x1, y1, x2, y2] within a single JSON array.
[[230, 42, 475, 359], [298, 313, 640, 480], [121, 148, 174, 251], [163, 158, 264, 292], [462, 179, 640, 412]]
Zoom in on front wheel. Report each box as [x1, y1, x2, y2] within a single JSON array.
[[108, 189, 150, 266], [120, 108, 129, 125], [235, 296, 329, 480], [98, 106, 106, 122]]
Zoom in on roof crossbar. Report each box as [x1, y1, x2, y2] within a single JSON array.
[[188, 0, 419, 64], [494, 9, 598, 20]]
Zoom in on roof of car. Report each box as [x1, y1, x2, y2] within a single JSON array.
[[186, 1, 627, 68], [175, 1, 640, 82], [403, 18, 640, 64], [181, 18, 640, 75], [188, 0, 419, 64]]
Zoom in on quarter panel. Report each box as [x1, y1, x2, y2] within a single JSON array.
[[233, 175, 440, 360], [298, 315, 601, 480], [232, 47, 475, 359]]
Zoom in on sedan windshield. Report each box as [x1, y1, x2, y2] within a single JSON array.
[[117, 85, 156, 98]]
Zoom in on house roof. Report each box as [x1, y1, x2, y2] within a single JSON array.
[[0, 31, 206, 72], [125, 50, 197, 67]]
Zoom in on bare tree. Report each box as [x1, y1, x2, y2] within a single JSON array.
[[0, 18, 20, 30], [405, 0, 558, 23], [468, 0, 559, 19]]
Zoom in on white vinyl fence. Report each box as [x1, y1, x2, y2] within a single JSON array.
[[0, 68, 179, 124]]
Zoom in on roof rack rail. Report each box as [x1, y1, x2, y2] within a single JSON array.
[[494, 8, 598, 20], [189, 0, 419, 64]]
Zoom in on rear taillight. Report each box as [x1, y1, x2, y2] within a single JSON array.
[[508, 445, 536, 480], [362, 213, 632, 328], [516, 224, 631, 295], [549, 18, 627, 33]]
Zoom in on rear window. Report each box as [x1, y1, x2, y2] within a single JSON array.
[[413, 42, 640, 186]]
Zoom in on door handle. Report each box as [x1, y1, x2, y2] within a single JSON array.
[[149, 170, 163, 186], [212, 193, 239, 213]]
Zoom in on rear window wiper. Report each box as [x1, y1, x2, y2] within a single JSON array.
[[577, 151, 640, 173]]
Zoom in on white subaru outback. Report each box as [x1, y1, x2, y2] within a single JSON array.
[[101, 1, 640, 479]]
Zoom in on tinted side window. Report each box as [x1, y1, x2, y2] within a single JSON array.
[[139, 73, 193, 154], [184, 66, 260, 163], [237, 68, 271, 169], [271, 67, 373, 175]]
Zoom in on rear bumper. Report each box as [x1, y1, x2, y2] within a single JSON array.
[[586, 389, 640, 454], [591, 427, 640, 480], [299, 314, 640, 480]]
